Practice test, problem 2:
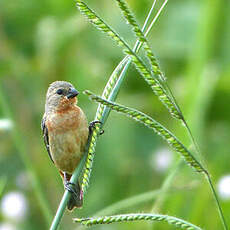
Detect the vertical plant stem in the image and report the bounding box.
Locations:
[141,0,157,32]
[49,155,87,230]
[144,0,168,37]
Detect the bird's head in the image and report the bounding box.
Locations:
[45,81,79,113]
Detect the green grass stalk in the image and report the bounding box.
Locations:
[49,155,87,230]
[206,174,228,230]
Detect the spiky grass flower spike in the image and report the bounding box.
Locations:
[74,213,202,230]
[114,0,184,121]
[76,0,182,120]
[80,59,129,194]
[115,0,163,78]
[84,90,206,174]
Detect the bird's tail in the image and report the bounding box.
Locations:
[59,171,83,211]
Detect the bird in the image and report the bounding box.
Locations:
[41,81,90,211]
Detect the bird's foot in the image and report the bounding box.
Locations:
[63,172,83,210]
[64,182,77,194]
[63,173,81,199]
[89,120,104,135]
[64,181,83,209]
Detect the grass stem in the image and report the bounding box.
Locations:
[205,174,228,230]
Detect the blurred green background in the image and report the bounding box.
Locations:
[0,0,230,229]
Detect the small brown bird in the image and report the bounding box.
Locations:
[41,81,89,211]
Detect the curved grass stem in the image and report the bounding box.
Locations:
[205,174,228,230]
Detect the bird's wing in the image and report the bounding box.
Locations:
[41,115,54,163]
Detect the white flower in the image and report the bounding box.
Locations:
[1,191,28,221]
[217,175,230,200]
[150,148,172,173]
[0,119,13,131]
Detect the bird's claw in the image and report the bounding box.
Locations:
[65,181,83,200]
[64,180,83,209]
[64,182,79,197]
[89,120,104,135]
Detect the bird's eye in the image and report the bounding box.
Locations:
[56,89,63,95]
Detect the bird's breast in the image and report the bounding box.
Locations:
[47,106,81,133]
[46,106,88,173]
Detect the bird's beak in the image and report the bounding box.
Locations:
[66,88,79,99]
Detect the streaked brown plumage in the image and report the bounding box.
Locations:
[42,81,88,210]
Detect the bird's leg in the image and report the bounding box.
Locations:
[63,172,83,209]
[89,120,104,136]
[63,172,81,198]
